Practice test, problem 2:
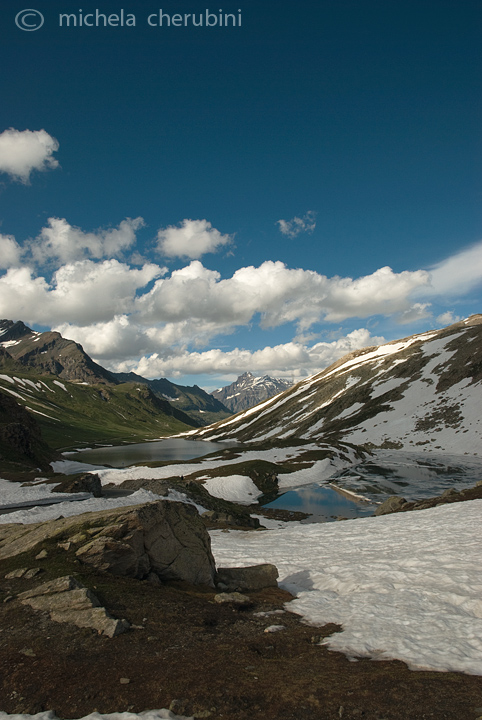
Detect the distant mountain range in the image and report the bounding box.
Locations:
[195,316,482,456]
[211,371,293,413]
[113,372,231,426]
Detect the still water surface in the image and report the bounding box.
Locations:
[66,438,234,468]
[264,485,376,523]
[265,451,482,522]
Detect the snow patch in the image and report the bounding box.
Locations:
[203,475,262,504]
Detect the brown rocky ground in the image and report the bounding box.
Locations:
[1,544,482,720]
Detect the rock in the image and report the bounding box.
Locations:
[213,592,252,606]
[146,571,162,586]
[69,533,89,545]
[374,496,407,516]
[5,568,28,579]
[215,564,279,592]
[75,501,216,585]
[24,568,42,579]
[19,575,129,638]
[54,473,102,497]
[19,648,36,657]
[0,500,216,587]
[20,575,84,596]
[4,566,42,580]
[35,550,48,559]
[263,624,285,633]
[440,487,459,500]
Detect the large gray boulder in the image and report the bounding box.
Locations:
[0,500,216,586]
[215,563,279,592]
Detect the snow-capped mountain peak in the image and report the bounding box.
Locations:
[211,371,293,413]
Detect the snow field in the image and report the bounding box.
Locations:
[211,499,482,675]
[0,483,205,524]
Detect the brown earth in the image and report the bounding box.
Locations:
[1,544,482,720]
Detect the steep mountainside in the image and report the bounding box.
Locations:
[113,372,231,426]
[194,316,482,455]
[0,373,198,451]
[0,321,230,427]
[0,390,58,470]
[211,371,293,413]
[0,320,116,385]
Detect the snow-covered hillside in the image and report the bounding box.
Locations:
[194,316,482,455]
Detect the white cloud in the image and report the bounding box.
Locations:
[276,211,317,238]
[156,219,233,259]
[0,260,163,326]
[30,216,145,265]
[114,328,385,379]
[396,303,432,324]
[423,240,482,297]
[436,311,461,326]
[0,128,59,183]
[1,217,477,382]
[135,260,429,334]
[0,234,22,269]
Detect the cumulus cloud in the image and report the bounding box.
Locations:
[135,260,429,333]
[0,128,59,183]
[436,311,461,326]
[1,215,476,381]
[30,217,145,265]
[156,219,233,259]
[0,253,428,356]
[112,328,385,379]
[276,211,317,238]
[0,260,163,326]
[0,234,22,269]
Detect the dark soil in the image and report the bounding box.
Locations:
[1,555,482,720]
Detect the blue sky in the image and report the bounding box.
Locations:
[0,0,480,389]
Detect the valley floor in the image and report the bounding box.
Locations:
[1,459,482,719]
[1,564,482,720]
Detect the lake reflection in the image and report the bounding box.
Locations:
[264,485,376,523]
[66,438,235,468]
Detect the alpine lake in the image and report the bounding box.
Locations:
[65,442,482,524]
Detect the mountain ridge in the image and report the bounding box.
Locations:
[211,371,293,413]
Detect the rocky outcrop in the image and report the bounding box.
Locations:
[53,473,103,497]
[374,482,482,516]
[18,575,129,637]
[374,496,408,516]
[0,500,217,586]
[0,390,57,470]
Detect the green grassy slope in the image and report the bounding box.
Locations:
[0,372,196,451]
